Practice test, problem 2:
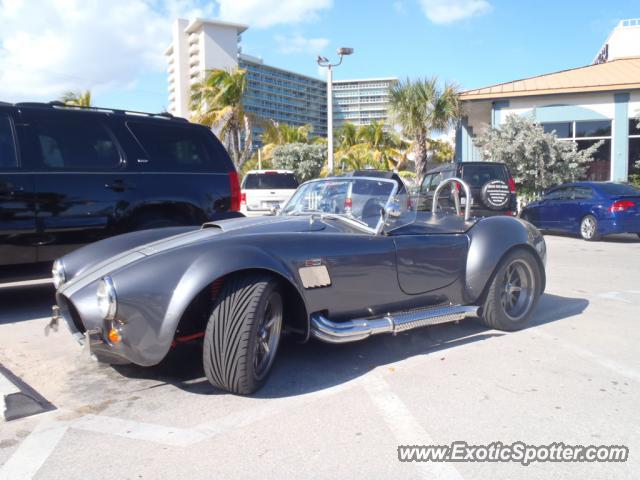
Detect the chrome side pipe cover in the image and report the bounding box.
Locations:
[310,305,479,344]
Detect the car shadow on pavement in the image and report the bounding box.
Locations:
[0,285,55,325]
[112,292,589,398]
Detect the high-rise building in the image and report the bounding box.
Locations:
[165,18,326,140]
[333,78,398,129]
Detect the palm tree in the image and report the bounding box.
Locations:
[389,77,462,182]
[262,121,313,145]
[334,121,409,172]
[336,123,358,149]
[60,90,92,107]
[190,68,252,168]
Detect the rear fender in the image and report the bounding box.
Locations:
[465,216,546,303]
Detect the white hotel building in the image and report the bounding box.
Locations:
[165,18,396,140]
[333,78,398,129]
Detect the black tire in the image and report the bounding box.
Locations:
[579,214,600,241]
[637,233,640,239]
[203,273,283,395]
[479,249,542,331]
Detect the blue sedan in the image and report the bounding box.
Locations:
[521,182,640,241]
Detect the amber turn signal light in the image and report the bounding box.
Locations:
[108,327,122,344]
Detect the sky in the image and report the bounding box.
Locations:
[0,0,637,113]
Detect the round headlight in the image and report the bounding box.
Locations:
[97,277,117,320]
[52,259,66,289]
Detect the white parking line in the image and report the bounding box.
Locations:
[0,417,68,480]
[0,278,51,290]
[363,374,465,480]
[73,414,205,447]
[531,328,640,382]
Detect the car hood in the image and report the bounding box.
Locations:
[58,215,331,296]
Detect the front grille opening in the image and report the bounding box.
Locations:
[60,296,85,333]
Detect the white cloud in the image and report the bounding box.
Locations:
[0,0,213,100]
[275,34,329,55]
[217,0,333,28]
[419,0,491,24]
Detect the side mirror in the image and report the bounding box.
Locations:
[386,201,402,219]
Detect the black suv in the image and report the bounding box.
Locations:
[0,102,241,269]
[417,161,517,217]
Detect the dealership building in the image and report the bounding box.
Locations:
[457,19,640,182]
[165,18,397,142]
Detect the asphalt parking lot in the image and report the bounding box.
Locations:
[0,234,639,480]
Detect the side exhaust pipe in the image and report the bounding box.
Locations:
[311,305,479,344]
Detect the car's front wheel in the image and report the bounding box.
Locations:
[203,273,283,395]
[580,214,600,241]
[480,249,542,331]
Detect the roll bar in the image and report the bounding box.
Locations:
[432,177,472,221]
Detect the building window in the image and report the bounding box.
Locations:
[541,120,612,181]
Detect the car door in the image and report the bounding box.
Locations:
[536,187,568,229]
[563,186,594,233]
[0,110,37,266]
[20,110,130,262]
[547,187,575,232]
[393,234,468,295]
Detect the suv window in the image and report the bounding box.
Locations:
[243,173,299,189]
[128,122,219,172]
[420,170,453,193]
[461,164,507,187]
[32,117,121,170]
[0,114,18,169]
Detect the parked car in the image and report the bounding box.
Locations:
[417,161,517,217]
[0,101,241,271]
[240,170,299,216]
[51,175,546,395]
[520,181,640,241]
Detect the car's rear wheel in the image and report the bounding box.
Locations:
[203,273,283,395]
[479,249,541,331]
[580,214,600,241]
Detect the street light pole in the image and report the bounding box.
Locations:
[326,64,334,174]
[317,47,353,175]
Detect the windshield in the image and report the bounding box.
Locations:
[282,177,409,231]
[243,173,299,190]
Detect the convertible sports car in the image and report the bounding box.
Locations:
[50,176,547,394]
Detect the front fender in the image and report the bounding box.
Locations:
[464,216,546,303]
[111,243,305,366]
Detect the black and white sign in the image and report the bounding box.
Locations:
[481,180,511,210]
